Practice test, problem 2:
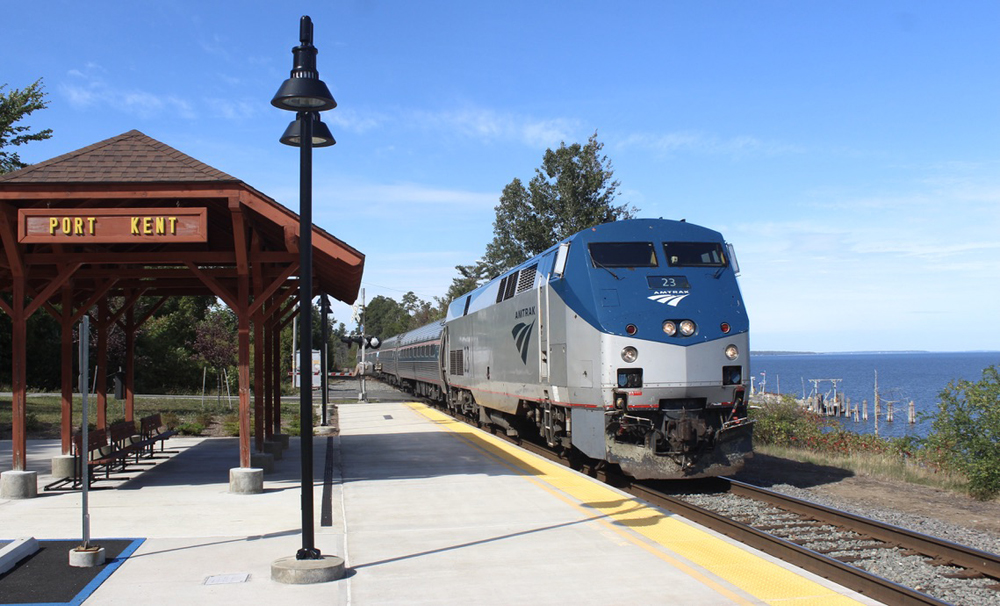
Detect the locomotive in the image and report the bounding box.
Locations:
[367,218,753,480]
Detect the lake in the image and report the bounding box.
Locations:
[749,351,1000,439]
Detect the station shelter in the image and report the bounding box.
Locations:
[0,130,364,495]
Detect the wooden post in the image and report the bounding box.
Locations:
[11,275,27,471]
[253,310,265,453]
[96,297,108,429]
[237,274,252,468]
[272,321,282,435]
[125,297,135,423]
[264,307,273,440]
[60,286,75,454]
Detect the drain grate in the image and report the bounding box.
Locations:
[204,573,251,585]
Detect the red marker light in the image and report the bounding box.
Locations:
[721,322,731,334]
[626,324,638,335]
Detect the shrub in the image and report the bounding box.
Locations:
[924,366,1000,500]
[177,422,204,436]
[749,395,831,447]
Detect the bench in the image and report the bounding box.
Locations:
[139,413,177,455]
[70,428,130,486]
[108,419,152,467]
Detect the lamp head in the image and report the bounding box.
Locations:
[280,112,336,147]
[271,16,337,112]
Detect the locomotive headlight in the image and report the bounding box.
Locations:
[725,344,739,360]
[621,346,638,363]
[679,320,696,336]
[662,321,677,336]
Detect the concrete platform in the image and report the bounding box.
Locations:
[0,392,883,605]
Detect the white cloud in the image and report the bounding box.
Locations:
[415,107,579,147]
[617,131,803,157]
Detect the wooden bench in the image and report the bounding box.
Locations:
[70,428,130,486]
[108,419,151,466]
[139,413,177,455]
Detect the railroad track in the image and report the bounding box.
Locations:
[634,478,1000,606]
[413,396,1000,605]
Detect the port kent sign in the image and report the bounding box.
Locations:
[17,207,208,243]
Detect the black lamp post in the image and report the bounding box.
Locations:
[272,15,336,562]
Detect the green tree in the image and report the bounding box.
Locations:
[924,366,1000,500]
[363,296,409,340]
[482,131,636,274]
[0,79,53,174]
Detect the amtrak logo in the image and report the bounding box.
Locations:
[648,291,690,307]
[511,319,535,364]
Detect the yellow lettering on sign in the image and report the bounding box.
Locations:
[63,218,72,234]
[74,217,84,235]
[169,217,178,234]
[143,217,152,235]
[88,217,96,235]
[155,216,165,235]
[131,217,140,234]
[49,218,59,235]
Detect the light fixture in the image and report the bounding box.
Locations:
[280,112,336,147]
[271,17,337,111]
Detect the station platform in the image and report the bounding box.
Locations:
[0,398,882,605]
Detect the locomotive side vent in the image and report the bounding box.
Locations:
[516,264,538,294]
[449,350,464,376]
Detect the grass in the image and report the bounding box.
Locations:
[0,394,303,439]
[755,443,970,494]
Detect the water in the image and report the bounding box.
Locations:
[749,351,1000,439]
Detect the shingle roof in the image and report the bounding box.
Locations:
[0,130,239,183]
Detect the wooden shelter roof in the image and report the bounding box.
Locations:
[0,130,364,306]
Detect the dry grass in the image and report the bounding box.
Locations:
[755,443,969,494]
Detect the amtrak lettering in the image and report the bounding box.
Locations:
[511,319,535,364]
[514,306,535,319]
[648,290,690,307]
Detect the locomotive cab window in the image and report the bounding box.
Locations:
[588,242,658,268]
[663,242,727,267]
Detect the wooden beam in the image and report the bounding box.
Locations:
[248,262,299,319]
[185,262,237,310]
[0,206,24,279]
[69,280,118,324]
[24,262,82,319]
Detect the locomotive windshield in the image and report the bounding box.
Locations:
[589,242,658,268]
[663,242,727,267]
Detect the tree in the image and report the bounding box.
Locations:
[192,307,238,401]
[924,366,1000,500]
[0,79,53,174]
[482,131,637,273]
[363,296,409,340]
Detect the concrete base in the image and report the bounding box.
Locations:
[51,455,76,479]
[0,537,39,575]
[271,555,345,584]
[69,546,106,568]
[315,425,336,436]
[262,440,283,460]
[250,452,274,474]
[0,470,38,499]
[273,433,290,450]
[228,468,263,495]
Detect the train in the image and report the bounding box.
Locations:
[365,218,753,480]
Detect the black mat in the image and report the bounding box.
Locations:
[0,539,142,605]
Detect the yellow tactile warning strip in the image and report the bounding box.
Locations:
[407,402,866,606]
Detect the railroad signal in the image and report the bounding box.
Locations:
[339,334,380,349]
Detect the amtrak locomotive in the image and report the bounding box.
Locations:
[367,218,753,479]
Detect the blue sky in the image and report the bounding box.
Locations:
[4,1,998,352]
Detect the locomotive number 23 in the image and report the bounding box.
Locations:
[647,276,691,289]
